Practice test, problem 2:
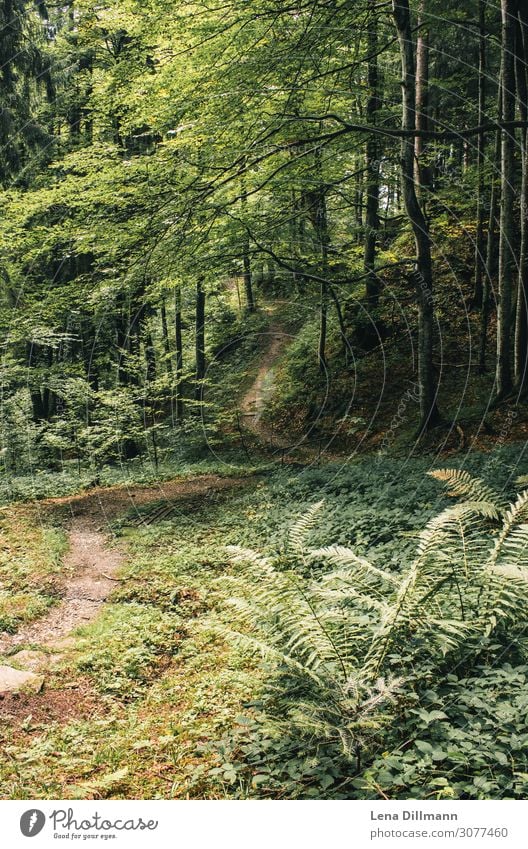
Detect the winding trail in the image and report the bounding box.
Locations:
[240,323,292,448]
[0,475,242,662]
[0,520,123,654]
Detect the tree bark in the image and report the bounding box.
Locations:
[144,324,156,386]
[479,85,502,373]
[317,193,329,372]
[495,0,517,400]
[311,152,331,372]
[195,280,206,406]
[514,4,528,391]
[414,0,432,194]
[160,299,173,377]
[364,0,381,308]
[472,0,487,309]
[174,286,184,419]
[354,154,363,239]
[241,182,255,312]
[392,0,440,431]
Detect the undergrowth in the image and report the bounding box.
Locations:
[1,447,528,799]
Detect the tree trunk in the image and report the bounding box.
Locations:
[317,197,329,372]
[414,0,432,194]
[318,284,328,373]
[479,85,503,373]
[195,280,206,406]
[160,299,173,377]
[144,325,156,386]
[495,0,517,400]
[392,0,440,431]
[241,183,255,312]
[311,152,331,372]
[472,0,487,309]
[174,286,184,420]
[364,0,381,308]
[355,154,363,239]
[514,5,528,392]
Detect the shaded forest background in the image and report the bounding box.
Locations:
[1,0,527,487]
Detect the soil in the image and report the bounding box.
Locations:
[240,325,292,446]
[1,679,106,725]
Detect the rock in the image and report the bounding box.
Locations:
[45,637,77,651]
[0,665,44,695]
[9,650,48,671]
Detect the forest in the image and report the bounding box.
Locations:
[1,0,528,802]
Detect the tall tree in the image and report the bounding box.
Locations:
[514,4,528,392]
[392,0,440,430]
[472,0,487,309]
[495,0,517,400]
[174,286,184,420]
[195,280,206,406]
[364,0,381,308]
[414,0,431,195]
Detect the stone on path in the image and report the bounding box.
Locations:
[9,649,48,671]
[0,665,44,695]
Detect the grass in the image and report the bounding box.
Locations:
[0,507,67,633]
[0,453,267,507]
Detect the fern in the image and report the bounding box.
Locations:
[429,468,501,507]
[225,472,528,762]
[288,500,324,554]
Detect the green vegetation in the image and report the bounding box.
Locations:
[0,508,67,633]
[2,451,528,799]
[0,0,528,806]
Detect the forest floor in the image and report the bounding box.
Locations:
[237,308,344,463]
[0,476,242,658]
[1,445,524,799]
[0,519,123,654]
[0,470,264,798]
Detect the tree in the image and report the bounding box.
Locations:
[392,0,440,430]
[495,0,517,400]
[514,2,528,393]
[364,0,381,308]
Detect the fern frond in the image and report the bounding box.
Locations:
[226,545,275,575]
[226,472,528,762]
[494,523,528,570]
[311,545,398,585]
[416,501,498,565]
[429,468,501,508]
[288,500,324,553]
[489,490,528,571]
[226,628,327,686]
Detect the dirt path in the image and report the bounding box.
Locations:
[0,475,242,658]
[240,324,292,448]
[0,519,123,654]
[238,320,349,464]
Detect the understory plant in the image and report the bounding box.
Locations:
[219,470,528,796]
